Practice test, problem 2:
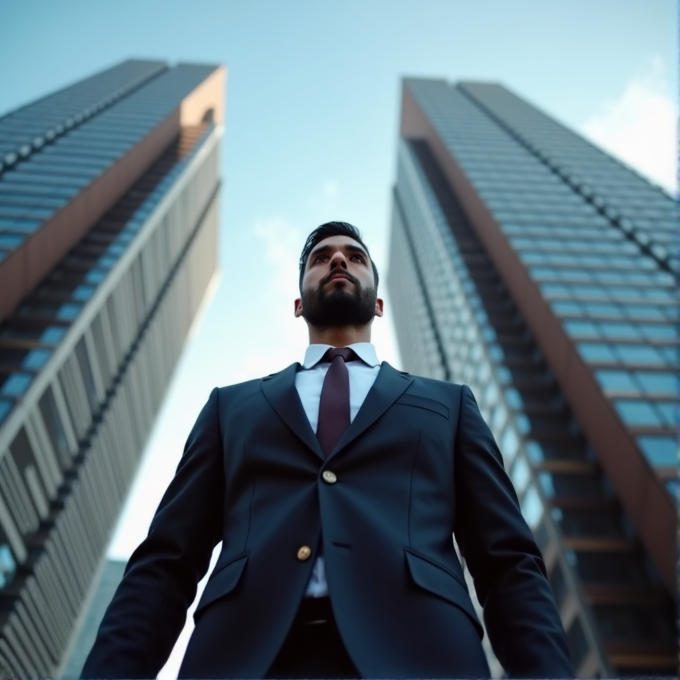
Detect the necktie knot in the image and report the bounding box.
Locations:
[322,347,358,364]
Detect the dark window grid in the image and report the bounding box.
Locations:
[509,226,623,240]
[0,183,79,198]
[50,137,133,154]
[478,187,578,200]
[0,323,67,349]
[607,288,674,303]
[526,253,665,272]
[512,239,630,254]
[16,300,83,323]
[578,342,670,368]
[3,206,53,221]
[98,112,160,125]
[494,210,604,224]
[0,206,36,219]
[499,215,610,227]
[473,180,566,192]
[613,399,676,428]
[28,154,110,170]
[579,321,679,344]
[54,137,135,156]
[1,171,93,187]
[538,471,609,500]
[0,370,34,397]
[485,198,594,212]
[651,231,679,244]
[0,233,27,249]
[593,604,676,642]
[66,127,146,144]
[637,435,677,468]
[32,281,96,303]
[0,195,66,208]
[80,116,153,132]
[0,218,44,234]
[0,347,52,372]
[19,158,108,175]
[623,305,675,322]
[565,550,652,586]
[40,140,122,157]
[552,507,631,539]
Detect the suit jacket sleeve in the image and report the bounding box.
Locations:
[453,385,573,678]
[81,387,224,679]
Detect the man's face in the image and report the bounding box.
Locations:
[294,235,383,328]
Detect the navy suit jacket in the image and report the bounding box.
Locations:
[82,362,573,678]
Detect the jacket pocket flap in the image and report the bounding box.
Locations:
[405,549,482,636]
[396,394,449,419]
[194,553,248,619]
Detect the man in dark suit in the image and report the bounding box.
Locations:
[82,221,573,679]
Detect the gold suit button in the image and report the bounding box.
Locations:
[322,470,337,484]
[297,545,312,561]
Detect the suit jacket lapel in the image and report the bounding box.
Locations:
[329,362,413,459]
[260,363,325,460]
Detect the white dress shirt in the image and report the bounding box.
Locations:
[295,342,381,597]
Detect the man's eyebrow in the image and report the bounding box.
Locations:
[309,243,369,259]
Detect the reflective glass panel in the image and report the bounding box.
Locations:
[636,435,677,467]
[595,369,638,394]
[615,345,664,366]
[614,400,662,427]
[577,343,617,363]
[520,485,543,528]
[634,372,677,396]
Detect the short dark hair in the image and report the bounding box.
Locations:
[298,221,379,292]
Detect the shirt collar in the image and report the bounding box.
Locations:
[302,342,380,369]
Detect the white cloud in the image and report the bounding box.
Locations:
[581,55,677,194]
[305,179,341,216]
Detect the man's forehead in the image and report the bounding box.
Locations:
[309,235,368,256]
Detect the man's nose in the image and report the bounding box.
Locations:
[329,252,348,269]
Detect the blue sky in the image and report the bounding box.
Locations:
[1,1,676,675]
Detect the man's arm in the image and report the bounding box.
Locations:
[453,384,573,678]
[81,388,224,679]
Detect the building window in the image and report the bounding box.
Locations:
[0,545,16,589]
[510,457,530,494]
[520,485,543,528]
[614,400,663,427]
[577,343,617,364]
[636,435,677,467]
[634,371,677,397]
[595,369,638,395]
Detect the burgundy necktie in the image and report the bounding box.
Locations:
[317,348,358,456]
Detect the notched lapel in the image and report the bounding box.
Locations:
[329,362,413,458]
[260,363,325,460]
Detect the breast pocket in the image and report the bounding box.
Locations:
[194,553,249,620]
[395,394,449,419]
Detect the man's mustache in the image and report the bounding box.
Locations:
[322,270,360,287]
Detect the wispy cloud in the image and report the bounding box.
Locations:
[305,179,341,217]
[581,55,676,194]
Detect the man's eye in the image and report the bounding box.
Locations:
[351,255,364,262]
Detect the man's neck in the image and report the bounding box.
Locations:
[307,325,372,347]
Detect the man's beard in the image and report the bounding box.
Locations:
[301,276,377,329]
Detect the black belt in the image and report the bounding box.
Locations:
[298,596,333,625]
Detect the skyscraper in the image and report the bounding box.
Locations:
[0,59,224,676]
[388,78,676,677]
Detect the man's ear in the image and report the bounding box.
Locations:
[294,297,303,318]
[375,297,384,318]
